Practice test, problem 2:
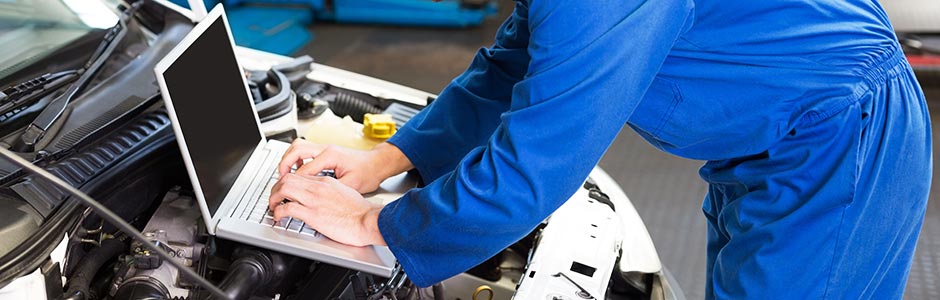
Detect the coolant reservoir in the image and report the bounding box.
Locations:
[300,110,393,150]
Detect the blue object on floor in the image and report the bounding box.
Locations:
[223,0,324,10]
[319,0,497,28]
[163,1,313,55]
[165,0,221,10]
[225,6,313,55]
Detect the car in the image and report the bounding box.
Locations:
[0,1,684,299]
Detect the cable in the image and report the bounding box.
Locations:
[0,147,231,300]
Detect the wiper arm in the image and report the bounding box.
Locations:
[18,3,140,151]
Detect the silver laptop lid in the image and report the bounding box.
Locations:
[154,4,266,232]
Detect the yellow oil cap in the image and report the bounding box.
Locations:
[362,113,397,139]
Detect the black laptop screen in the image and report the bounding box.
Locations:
[163,15,262,218]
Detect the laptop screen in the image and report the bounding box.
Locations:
[162,14,262,218]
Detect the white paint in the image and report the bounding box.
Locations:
[0,268,47,300]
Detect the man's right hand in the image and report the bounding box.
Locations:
[276,140,413,194]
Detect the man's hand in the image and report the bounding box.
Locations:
[268,173,386,247]
[277,140,413,194]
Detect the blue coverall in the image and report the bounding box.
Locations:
[378,0,933,298]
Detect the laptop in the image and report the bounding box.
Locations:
[154,4,397,277]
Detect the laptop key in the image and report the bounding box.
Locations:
[260,217,275,226]
[300,225,318,237]
[287,219,303,232]
[274,217,290,229]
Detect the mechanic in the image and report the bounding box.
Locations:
[268,0,932,298]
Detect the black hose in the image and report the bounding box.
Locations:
[215,259,267,300]
[60,238,126,300]
[329,91,383,123]
[211,249,285,300]
[113,277,170,300]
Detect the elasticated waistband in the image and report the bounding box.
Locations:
[853,44,910,100]
[800,44,910,125]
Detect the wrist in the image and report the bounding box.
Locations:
[360,204,387,246]
[370,142,413,180]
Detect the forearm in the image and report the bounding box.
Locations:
[369,142,414,181]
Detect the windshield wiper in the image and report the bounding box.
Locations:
[0,71,79,120]
[17,3,141,152]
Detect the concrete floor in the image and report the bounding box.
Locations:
[298,7,940,300]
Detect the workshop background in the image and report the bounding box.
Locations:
[209,0,937,298]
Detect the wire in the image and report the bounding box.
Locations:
[0,147,232,300]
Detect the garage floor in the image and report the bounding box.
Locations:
[297,7,940,300]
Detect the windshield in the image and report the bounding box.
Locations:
[0,0,118,80]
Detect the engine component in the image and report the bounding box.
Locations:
[216,253,271,300]
[60,238,126,300]
[329,91,384,123]
[381,102,421,129]
[112,187,204,299]
[465,252,503,282]
[0,146,226,299]
[247,69,295,123]
[272,55,314,87]
[214,248,298,300]
[113,277,170,300]
[294,81,385,123]
[361,114,397,139]
[295,82,330,119]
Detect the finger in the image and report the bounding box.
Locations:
[279,141,300,172]
[296,154,341,178]
[303,174,360,194]
[268,176,288,210]
[309,174,338,183]
[278,141,327,176]
[268,173,302,210]
[278,146,307,176]
[295,156,338,177]
[273,201,306,222]
[271,174,325,208]
[294,170,371,193]
[300,170,362,192]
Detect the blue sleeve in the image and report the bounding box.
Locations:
[386,2,531,182]
[379,0,694,287]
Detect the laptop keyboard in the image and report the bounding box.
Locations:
[235,151,319,237]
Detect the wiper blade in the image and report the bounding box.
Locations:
[0,71,79,119]
[18,3,141,151]
[1,71,78,101]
